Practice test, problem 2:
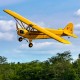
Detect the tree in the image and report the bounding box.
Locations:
[73,57,80,79]
[0,56,7,64]
[0,51,80,80]
[48,51,73,64]
[78,54,80,59]
[47,51,78,80]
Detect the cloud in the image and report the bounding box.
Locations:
[0,20,16,41]
[36,22,47,27]
[20,42,55,49]
[19,41,72,51]
[0,32,14,41]
[33,42,55,48]
[15,41,80,61]
[74,23,80,29]
[0,20,15,31]
[19,40,80,52]
[74,23,80,34]
[13,49,22,53]
[75,9,80,16]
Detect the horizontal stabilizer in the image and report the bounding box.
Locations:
[64,31,78,38]
[64,23,78,38]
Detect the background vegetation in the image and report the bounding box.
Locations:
[0,51,80,80]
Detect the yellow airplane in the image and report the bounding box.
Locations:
[4,9,78,48]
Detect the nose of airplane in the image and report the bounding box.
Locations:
[20,30,24,34]
[17,28,28,36]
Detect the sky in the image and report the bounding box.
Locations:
[0,0,80,63]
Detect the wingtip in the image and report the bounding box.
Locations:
[65,41,71,44]
[63,40,71,44]
[67,42,71,44]
[3,9,8,13]
[3,9,7,12]
[74,35,78,38]
[3,9,11,13]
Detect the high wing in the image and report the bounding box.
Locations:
[4,9,70,44]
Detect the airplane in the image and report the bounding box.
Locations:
[3,9,78,48]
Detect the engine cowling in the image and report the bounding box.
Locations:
[17,28,28,37]
[20,30,24,34]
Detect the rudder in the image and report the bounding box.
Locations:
[64,23,73,34]
[63,23,78,38]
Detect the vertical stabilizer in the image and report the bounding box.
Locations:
[64,23,73,34]
[64,23,78,38]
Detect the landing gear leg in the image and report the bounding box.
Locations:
[28,39,33,48]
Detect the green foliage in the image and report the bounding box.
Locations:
[0,51,80,80]
[73,59,80,80]
[48,51,72,64]
[0,56,7,64]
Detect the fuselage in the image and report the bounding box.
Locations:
[17,28,65,40]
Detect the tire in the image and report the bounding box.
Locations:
[29,43,33,48]
[18,37,23,42]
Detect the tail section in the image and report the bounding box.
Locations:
[63,23,78,38]
[64,23,73,34]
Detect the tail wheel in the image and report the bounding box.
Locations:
[68,37,70,38]
[29,43,33,48]
[18,37,23,42]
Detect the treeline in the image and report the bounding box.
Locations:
[0,51,80,80]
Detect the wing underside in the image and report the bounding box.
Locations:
[4,9,70,44]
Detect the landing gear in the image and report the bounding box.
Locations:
[18,37,23,42]
[28,39,33,48]
[29,43,33,48]
[68,37,70,39]
[18,38,33,48]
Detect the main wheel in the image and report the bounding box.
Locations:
[29,43,33,48]
[18,37,23,42]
